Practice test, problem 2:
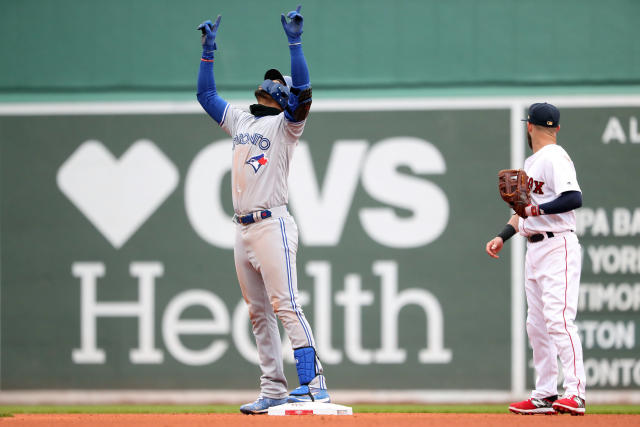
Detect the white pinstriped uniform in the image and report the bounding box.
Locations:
[518,144,586,399]
[220,105,324,399]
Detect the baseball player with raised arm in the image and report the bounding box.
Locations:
[486,103,586,415]
[196,5,329,415]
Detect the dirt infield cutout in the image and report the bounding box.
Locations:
[2,413,639,426]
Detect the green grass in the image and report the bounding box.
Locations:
[0,405,234,416]
[0,404,638,417]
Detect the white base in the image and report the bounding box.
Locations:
[268,402,353,416]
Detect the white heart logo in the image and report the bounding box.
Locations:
[57,140,179,249]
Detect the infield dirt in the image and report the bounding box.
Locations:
[1,413,639,426]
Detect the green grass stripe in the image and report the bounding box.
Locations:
[0,404,639,416]
[0,405,236,416]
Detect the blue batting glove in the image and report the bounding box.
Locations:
[281,5,303,44]
[197,15,221,53]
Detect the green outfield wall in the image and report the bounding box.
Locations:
[1,0,640,94]
[1,0,639,402]
[1,97,639,397]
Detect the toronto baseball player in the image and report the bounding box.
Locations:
[196,6,329,415]
[486,103,586,415]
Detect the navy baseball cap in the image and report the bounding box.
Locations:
[522,102,560,127]
[264,69,286,85]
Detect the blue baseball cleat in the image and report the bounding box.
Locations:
[288,375,330,403]
[239,396,288,414]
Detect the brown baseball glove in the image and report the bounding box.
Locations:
[498,169,531,218]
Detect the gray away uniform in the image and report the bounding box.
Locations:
[220,104,325,398]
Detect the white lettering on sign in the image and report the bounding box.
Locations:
[584,358,640,387]
[602,116,640,144]
[612,208,640,236]
[359,137,449,248]
[335,273,375,364]
[162,290,230,366]
[577,320,635,349]
[373,261,452,364]
[71,260,451,366]
[576,207,640,237]
[71,262,164,364]
[579,283,640,312]
[184,140,235,249]
[586,245,640,274]
[184,138,449,249]
[60,137,449,250]
[289,141,368,246]
[575,207,610,237]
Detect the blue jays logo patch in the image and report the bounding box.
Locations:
[246,153,268,173]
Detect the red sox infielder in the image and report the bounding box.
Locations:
[486,103,586,415]
[196,6,329,415]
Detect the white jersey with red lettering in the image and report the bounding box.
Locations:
[518,144,581,236]
[517,142,586,401]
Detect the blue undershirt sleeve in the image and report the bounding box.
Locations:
[284,44,311,123]
[196,51,229,125]
[289,44,309,88]
[539,191,583,214]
